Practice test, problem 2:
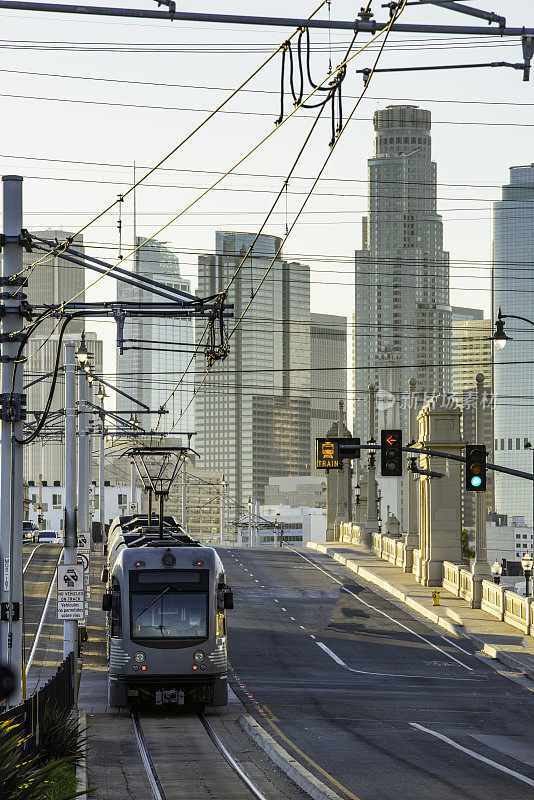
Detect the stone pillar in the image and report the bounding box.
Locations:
[415,395,464,586]
[326,401,353,541]
[472,372,491,606]
[364,384,379,547]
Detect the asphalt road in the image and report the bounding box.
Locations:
[220,546,534,800]
[22,542,62,662]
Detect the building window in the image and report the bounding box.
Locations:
[508,439,513,450]
[516,438,521,450]
[52,493,62,509]
[118,493,127,506]
[94,495,99,510]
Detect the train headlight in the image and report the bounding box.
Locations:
[193,650,205,662]
[162,552,176,568]
[134,651,146,663]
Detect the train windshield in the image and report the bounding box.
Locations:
[131,590,207,639]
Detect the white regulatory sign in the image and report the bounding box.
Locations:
[57,599,85,620]
[3,557,9,591]
[77,532,89,550]
[57,564,83,591]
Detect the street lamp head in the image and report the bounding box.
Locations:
[96,383,107,402]
[75,333,90,365]
[521,552,533,574]
[355,483,361,497]
[87,373,94,385]
[491,315,512,351]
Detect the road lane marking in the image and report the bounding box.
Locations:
[274,599,279,602]
[281,607,287,612]
[255,579,259,583]
[262,716,362,800]
[290,617,296,621]
[23,543,45,573]
[316,642,476,681]
[409,723,534,788]
[26,548,64,673]
[261,585,265,588]
[439,635,473,657]
[299,625,306,629]
[292,550,473,672]
[310,634,316,639]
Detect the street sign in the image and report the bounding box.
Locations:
[57,598,85,620]
[316,438,340,470]
[3,557,9,592]
[77,532,89,549]
[77,551,90,587]
[57,565,85,620]
[316,437,361,470]
[57,564,83,591]
[380,430,403,476]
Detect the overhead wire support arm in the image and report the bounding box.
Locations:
[0,3,530,38]
[411,1,506,28]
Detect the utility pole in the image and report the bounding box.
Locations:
[98,398,106,543]
[220,476,226,546]
[472,372,491,606]
[408,377,418,540]
[255,499,260,547]
[130,458,137,513]
[63,341,78,667]
[248,498,253,547]
[77,363,88,542]
[87,380,94,548]
[0,175,25,706]
[38,473,44,530]
[364,383,379,547]
[181,458,187,532]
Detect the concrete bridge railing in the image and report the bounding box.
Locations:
[481,580,506,622]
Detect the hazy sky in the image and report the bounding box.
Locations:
[0,0,532,393]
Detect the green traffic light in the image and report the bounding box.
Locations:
[470,476,482,488]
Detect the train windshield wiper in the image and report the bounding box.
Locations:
[135,586,171,619]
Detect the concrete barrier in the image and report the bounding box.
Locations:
[503,590,532,635]
[442,561,462,597]
[458,568,473,603]
[481,580,506,622]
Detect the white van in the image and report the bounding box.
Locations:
[37,530,61,544]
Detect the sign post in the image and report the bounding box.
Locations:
[57,565,85,621]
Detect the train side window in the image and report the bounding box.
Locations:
[111,577,122,637]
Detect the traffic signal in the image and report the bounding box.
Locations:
[380,430,402,476]
[339,437,361,461]
[465,444,486,491]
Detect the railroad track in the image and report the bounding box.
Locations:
[23,545,64,677]
[132,711,269,800]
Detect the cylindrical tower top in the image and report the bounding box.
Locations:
[373,105,431,133]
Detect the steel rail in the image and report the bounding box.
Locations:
[22,541,44,573]
[25,547,64,673]
[131,713,167,800]
[199,712,269,800]
[0,2,530,36]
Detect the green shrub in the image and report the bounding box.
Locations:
[0,720,85,800]
[40,704,85,767]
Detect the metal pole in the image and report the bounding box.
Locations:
[158,494,164,539]
[220,478,225,546]
[87,381,94,549]
[256,499,260,547]
[364,384,378,545]
[0,175,24,706]
[181,459,187,532]
[472,373,491,605]
[99,405,105,543]
[408,378,418,537]
[0,4,531,38]
[248,498,252,548]
[147,488,152,525]
[63,341,78,666]
[130,459,137,513]
[77,368,88,541]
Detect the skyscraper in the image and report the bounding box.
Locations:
[493,165,534,526]
[353,105,451,527]
[310,313,347,467]
[196,231,310,508]
[451,314,494,526]
[116,238,194,435]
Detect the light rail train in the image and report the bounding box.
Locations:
[102,515,233,709]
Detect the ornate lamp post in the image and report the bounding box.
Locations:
[521,552,533,597]
[491,560,502,585]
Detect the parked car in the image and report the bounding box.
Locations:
[36,530,61,544]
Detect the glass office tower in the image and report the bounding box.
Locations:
[493,165,534,526]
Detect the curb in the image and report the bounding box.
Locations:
[239,713,344,800]
[76,708,88,797]
[307,542,534,682]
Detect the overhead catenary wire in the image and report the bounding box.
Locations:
[161,0,409,440]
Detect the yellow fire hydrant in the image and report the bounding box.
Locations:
[432,589,440,606]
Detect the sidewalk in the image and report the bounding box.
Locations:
[306,541,534,682]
